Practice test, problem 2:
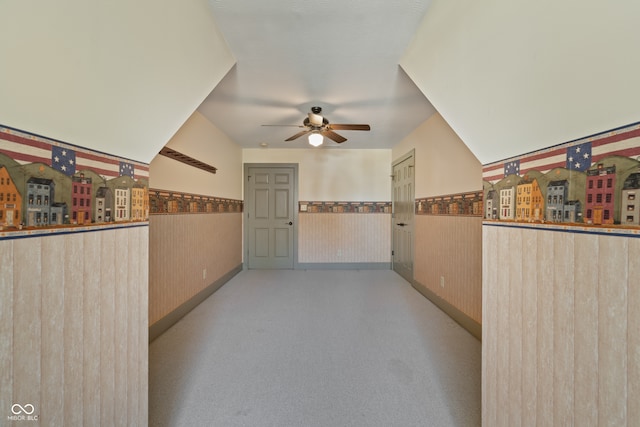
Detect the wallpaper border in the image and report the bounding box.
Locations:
[0,123,150,240]
[149,188,243,215]
[482,121,640,229]
[415,191,483,216]
[299,201,391,213]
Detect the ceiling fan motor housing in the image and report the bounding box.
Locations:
[304,116,328,128]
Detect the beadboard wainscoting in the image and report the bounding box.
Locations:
[298,213,391,267]
[148,213,242,335]
[0,226,149,426]
[414,215,483,330]
[483,225,640,426]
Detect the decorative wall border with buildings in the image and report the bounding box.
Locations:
[149,189,243,215]
[415,192,484,216]
[482,121,640,232]
[299,201,391,213]
[0,124,149,240]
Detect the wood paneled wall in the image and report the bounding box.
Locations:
[298,213,391,263]
[483,225,640,426]
[414,215,483,323]
[149,213,242,326]
[0,226,148,425]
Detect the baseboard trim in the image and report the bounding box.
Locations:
[411,279,482,341]
[297,262,391,270]
[149,263,243,342]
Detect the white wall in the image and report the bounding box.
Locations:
[243,149,392,201]
[0,0,235,163]
[393,113,481,197]
[150,112,242,199]
[401,0,640,164]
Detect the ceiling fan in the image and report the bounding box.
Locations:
[263,106,370,146]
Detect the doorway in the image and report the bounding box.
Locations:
[244,164,298,269]
[392,151,415,283]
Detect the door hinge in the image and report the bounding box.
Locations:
[392,250,394,256]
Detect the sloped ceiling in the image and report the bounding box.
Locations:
[0,0,235,164]
[198,0,437,150]
[4,1,635,165]
[401,0,640,164]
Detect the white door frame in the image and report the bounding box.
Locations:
[243,163,299,270]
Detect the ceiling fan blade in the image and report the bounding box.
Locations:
[321,130,347,144]
[261,124,304,127]
[285,129,312,141]
[328,124,371,131]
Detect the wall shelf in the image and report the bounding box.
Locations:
[159,147,217,174]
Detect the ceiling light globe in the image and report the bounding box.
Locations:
[308,133,323,147]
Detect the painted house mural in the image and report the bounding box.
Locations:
[26,177,54,227]
[485,189,498,219]
[515,179,543,221]
[71,174,92,225]
[546,180,568,222]
[0,165,22,227]
[0,124,149,235]
[585,164,616,225]
[499,186,515,220]
[95,187,113,223]
[622,172,640,225]
[131,183,149,220]
[483,122,640,229]
[114,187,131,222]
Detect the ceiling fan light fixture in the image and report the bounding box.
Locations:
[308,133,323,147]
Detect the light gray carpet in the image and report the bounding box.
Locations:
[149,270,480,426]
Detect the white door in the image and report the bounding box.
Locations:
[246,165,297,269]
[392,153,414,283]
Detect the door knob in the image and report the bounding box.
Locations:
[287,221,293,225]
[397,222,407,227]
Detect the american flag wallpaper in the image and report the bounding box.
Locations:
[0,126,148,180]
[51,145,77,175]
[482,122,640,228]
[0,124,149,236]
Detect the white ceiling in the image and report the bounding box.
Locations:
[198,0,436,150]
